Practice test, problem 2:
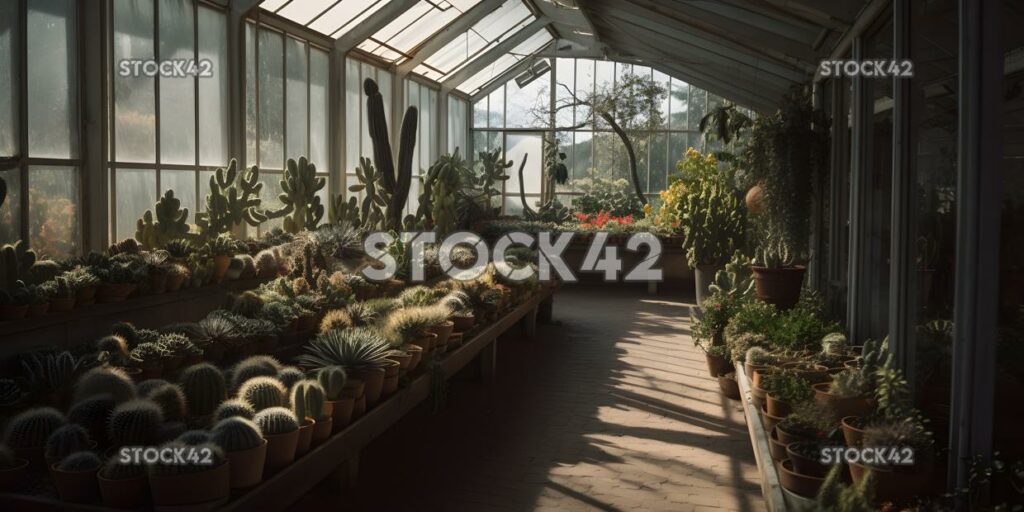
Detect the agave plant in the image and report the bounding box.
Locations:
[296,328,390,370]
[19,351,87,396]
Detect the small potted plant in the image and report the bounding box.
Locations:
[225,256,245,281]
[381,306,442,359]
[813,369,874,420]
[2,407,67,471]
[129,342,167,380]
[0,444,29,492]
[165,262,189,292]
[206,235,243,284]
[52,451,102,503]
[848,418,933,503]
[44,424,94,470]
[717,370,740,400]
[750,235,806,310]
[253,407,299,477]
[775,401,836,445]
[317,366,351,434]
[0,283,30,320]
[66,266,101,306]
[42,276,76,312]
[95,263,138,303]
[290,380,325,456]
[147,441,230,507]
[98,452,149,508]
[702,343,732,378]
[210,417,267,489]
[298,328,391,407]
[144,251,170,294]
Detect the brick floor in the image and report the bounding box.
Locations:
[291,285,765,512]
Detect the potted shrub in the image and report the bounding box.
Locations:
[775,401,836,445]
[144,251,170,294]
[317,366,349,434]
[703,343,732,378]
[52,451,102,503]
[763,370,813,417]
[298,328,391,407]
[291,380,326,455]
[0,444,29,492]
[0,283,30,320]
[253,407,299,477]
[147,441,229,507]
[2,406,67,471]
[210,417,267,489]
[848,418,933,503]
[129,342,166,381]
[750,236,805,311]
[813,369,874,420]
[98,453,149,508]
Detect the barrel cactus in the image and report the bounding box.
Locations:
[291,380,325,421]
[148,441,225,476]
[177,430,212,446]
[238,377,285,411]
[253,407,299,435]
[230,356,282,391]
[211,417,263,452]
[316,366,347,401]
[135,378,171,397]
[276,367,305,391]
[45,424,92,461]
[3,407,66,448]
[108,399,163,447]
[145,383,187,422]
[213,398,256,423]
[100,453,145,480]
[68,395,116,446]
[74,367,137,405]
[57,451,102,472]
[179,363,226,418]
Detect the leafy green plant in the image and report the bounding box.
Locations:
[762,369,813,404]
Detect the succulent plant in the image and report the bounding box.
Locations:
[238,377,285,411]
[861,418,932,461]
[179,363,226,417]
[277,157,326,233]
[129,342,168,368]
[211,417,263,452]
[276,367,305,391]
[67,395,116,446]
[297,328,391,370]
[291,380,326,421]
[136,378,171,397]
[0,379,25,407]
[100,453,145,480]
[145,383,188,422]
[726,332,768,364]
[108,399,163,447]
[19,350,86,396]
[253,407,299,435]
[213,398,256,423]
[95,335,132,367]
[195,159,276,238]
[231,290,265,317]
[744,347,777,367]
[821,332,848,355]
[380,306,448,347]
[255,250,278,277]
[230,355,283,391]
[177,429,212,446]
[165,239,196,259]
[398,286,443,307]
[828,369,869,398]
[74,366,138,405]
[316,366,347,401]
[3,407,67,448]
[319,309,352,333]
[57,451,102,472]
[111,321,160,347]
[45,424,92,460]
[158,333,201,358]
[148,441,225,476]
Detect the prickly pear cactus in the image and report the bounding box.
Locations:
[364,78,417,231]
[349,157,388,230]
[279,157,326,234]
[196,159,278,239]
[136,190,191,249]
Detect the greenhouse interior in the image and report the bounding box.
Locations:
[0,0,1021,510]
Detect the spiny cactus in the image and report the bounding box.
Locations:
[365,78,416,231]
[4,407,67,448]
[136,378,171,397]
[179,363,226,417]
[213,398,256,423]
[95,335,131,367]
[381,306,448,347]
[816,465,875,511]
[350,157,388,230]
[57,451,102,472]
[0,379,25,407]
[253,407,298,435]
[148,441,224,476]
[177,430,212,446]
[108,399,163,447]
[74,367,138,405]
[329,194,361,227]
[145,383,187,422]
[68,395,116,446]
[424,151,466,237]
[195,159,280,239]
[278,157,325,234]
[230,356,282,391]
[45,424,92,460]
[276,367,305,391]
[752,234,795,269]
[255,250,278,277]
[291,380,325,421]
[100,453,145,480]
[211,417,263,452]
[316,366,346,401]
[135,189,191,249]
[319,309,353,333]
[238,376,285,411]
[0,240,36,290]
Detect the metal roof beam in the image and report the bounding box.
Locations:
[717,0,846,32]
[441,16,550,89]
[653,62,777,113]
[230,0,261,14]
[334,0,420,53]
[397,0,505,75]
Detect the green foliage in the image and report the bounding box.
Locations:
[317,366,347,401]
[179,363,226,417]
[254,407,299,435]
[279,157,326,234]
[211,417,263,452]
[158,333,200,358]
[777,400,836,439]
[57,451,102,472]
[74,366,137,404]
[213,398,256,423]
[699,103,752,147]
[136,190,191,249]
[238,376,286,412]
[571,170,643,218]
[762,369,813,404]
[727,332,768,363]
[398,285,443,307]
[680,175,746,268]
[297,328,391,370]
[107,399,163,447]
[724,300,778,343]
[349,157,388,230]
[816,465,875,511]
[195,159,276,238]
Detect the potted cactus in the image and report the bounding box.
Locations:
[211,417,267,489]
[41,276,76,312]
[750,235,806,310]
[44,424,94,469]
[166,262,189,292]
[317,366,352,433]
[0,444,29,492]
[129,342,166,380]
[206,235,243,284]
[52,451,102,503]
[107,399,163,448]
[69,396,116,448]
[98,452,149,509]
[381,306,443,359]
[179,363,227,419]
[95,261,139,303]
[0,282,30,320]
[65,266,100,306]
[147,441,230,507]
[297,328,390,407]
[238,376,286,412]
[290,380,324,455]
[679,177,746,307]
[2,406,67,471]
[74,366,138,404]
[253,407,299,477]
[213,398,257,423]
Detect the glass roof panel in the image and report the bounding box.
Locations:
[420,0,534,80]
[258,0,393,39]
[276,0,340,25]
[455,29,552,95]
[357,0,481,64]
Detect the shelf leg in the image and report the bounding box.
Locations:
[480,340,496,385]
[538,295,554,324]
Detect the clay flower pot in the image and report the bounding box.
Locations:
[76,285,97,306]
[353,395,367,419]
[745,362,768,379]
[451,313,475,333]
[165,273,186,292]
[212,255,232,283]
[13,446,46,472]
[786,441,830,477]
[705,352,731,377]
[403,344,423,372]
[751,265,807,311]
[760,404,785,434]
[380,360,400,398]
[776,423,816,446]
[427,321,454,354]
[840,416,866,447]
[311,416,332,447]
[263,430,299,477]
[718,374,740,400]
[409,332,437,359]
[386,350,413,373]
[812,383,874,419]
[149,460,230,507]
[98,473,149,509]
[0,458,29,492]
[52,463,101,503]
[776,459,825,498]
[97,283,136,303]
[750,380,768,411]
[848,460,932,504]
[49,297,75,313]
[348,367,385,407]
[148,273,168,294]
[295,418,315,458]
[768,429,789,462]
[27,302,50,317]
[327,397,354,433]
[448,332,465,348]
[0,304,28,321]
[766,394,794,417]
[225,439,266,489]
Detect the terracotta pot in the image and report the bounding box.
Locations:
[776,423,816,445]
[782,362,830,384]
[403,344,423,372]
[98,473,149,509]
[149,273,168,294]
[448,332,465,348]
[49,297,75,313]
[750,380,768,411]
[27,302,50,317]
[745,362,768,379]
[760,404,785,433]
[787,442,830,477]
[52,463,101,503]
[427,321,454,354]
[353,395,367,419]
[97,283,136,303]
[381,360,401,397]
[165,273,186,292]
[225,439,266,489]
[212,255,232,284]
[777,459,825,498]
[841,416,866,446]
[14,446,45,472]
[768,429,789,462]
[705,353,731,377]
[76,285,97,306]
[451,314,475,333]
[263,430,299,477]
[348,367,385,407]
[311,416,333,446]
[766,394,794,417]
[718,375,740,400]
[328,398,355,432]
[751,265,807,311]
[812,383,874,419]
[752,368,768,391]
[0,304,28,321]
[295,418,314,458]
[409,333,437,358]
[149,460,230,507]
[843,359,861,370]
[386,350,413,373]
[848,460,932,503]
[0,458,29,492]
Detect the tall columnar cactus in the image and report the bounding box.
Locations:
[681,181,746,269]
[179,363,227,418]
[211,417,263,452]
[425,150,465,237]
[195,159,278,238]
[238,376,285,411]
[107,399,163,447]
[317,366,346,401]
[291,380,325,421]
[3,407,67,448]
[279,157,325,233]
[254,407,299,435]
[364,78,417,231]
[136,190,191,249]
[0,240,36,290]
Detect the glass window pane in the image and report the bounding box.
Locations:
[555,58,574,128]
[0,169,21,246]
[448,96,467,155]
[245,22,257,165]
[506,69,548,129]
[259,173,284,231]
[650,133,667,192]
[654,70,670,129]
[421,0,533,78]
[258,28,284,169]
[310,48,328,168]
[27,0,77,159]
[0,0,18,157]
[114,168,156,242]
[575,59,593,128]
[345,57,360,173]
[487,88,503,129]
[114,0,156,163]
[29,166,79,258]
[285,37,307,161]
[572,131,592,180]
[198,6,228,166]
[687,87,706,131]
[670,79,688,130]
[160,170,197,224]
[159,0,196,165]
[359,0,481,63]
[378,67,392,127]
[307,0,391,39]
[453,30,551,95]
[276,0,341,25]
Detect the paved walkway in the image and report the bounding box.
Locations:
[293,286,764,512]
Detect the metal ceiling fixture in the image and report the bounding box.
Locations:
[514,59,551,87]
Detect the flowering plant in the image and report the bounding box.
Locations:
[574,211,635,230]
